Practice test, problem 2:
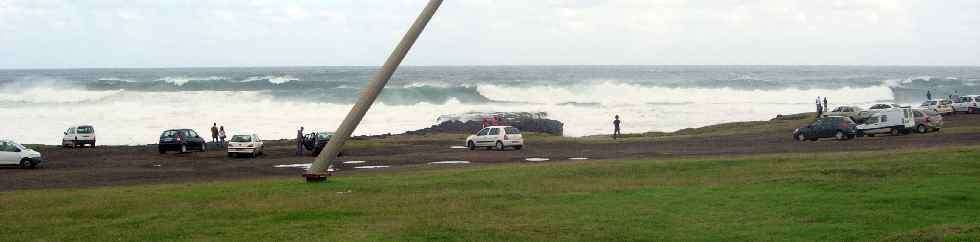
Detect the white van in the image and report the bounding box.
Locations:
[63,125,96,148]
[0,140,44,169]
[856,107,915,136]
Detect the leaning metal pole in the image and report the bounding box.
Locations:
[305,0,444,181]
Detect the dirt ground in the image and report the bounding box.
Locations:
[4,114,980,191]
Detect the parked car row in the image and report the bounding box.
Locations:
[798,105,944,141]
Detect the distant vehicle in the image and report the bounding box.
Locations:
[953,95,980,113]
[912,109,943,133]
[62,125,96,148]
[0,140,44,169]
[158,129,207,154]
[466,126,525,150]
[868,103,901,110]
[857,107,915,137]
[303,132,343,157]
[227,134,264,158]
[793,116,858,141]
[823,106,870,122]
[920,99,954,114]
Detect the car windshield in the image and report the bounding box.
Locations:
[230,135,252,142]
[11,142,26,150]
[77,126,94,134]
[317,132,334,139]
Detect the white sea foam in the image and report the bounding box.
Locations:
[158,76,226,86]
[0,81,906,145]
[242,76,297,84]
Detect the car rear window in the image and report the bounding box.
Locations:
[924,110,940,116]
[504,127,521,134]
[160,130,176,138]
[77,126,94,134]
[230,135,251,142]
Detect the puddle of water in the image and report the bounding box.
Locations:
[343,161,367,164]
[354,166,390,169]
[273,163,335,172]
[449,146,468,149]
[525,158,550,162]
[568,157,590,160]
[429,161,471,164]
[274,163,311,169]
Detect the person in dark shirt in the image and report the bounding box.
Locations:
[613,115,622,140]
[296,126,305,156]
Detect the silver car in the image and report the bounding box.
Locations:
[824,106,870,123]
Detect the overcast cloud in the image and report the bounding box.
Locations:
[0,0,977,68]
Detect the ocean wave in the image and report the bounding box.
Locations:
[242,75,297,84]
[476,81,896,106]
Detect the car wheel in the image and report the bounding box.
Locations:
[796,133,806,142]
[916,125,927,133]
[468,141,475,150]
[515,145,523,150]
[495,141,504,151]
[890,128,900,136]
[19,159,31,169]
[835,131,845,141]
[227,152,233,158]
[159,147,166,154]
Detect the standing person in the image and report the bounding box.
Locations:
[218,126,227,148]
[296,127,305,156]
[613,115,622,140]
[927,90,932,100]
[210,123,219,145]
[823,97,828,112]
[491,116,499,126]
[482,118,489,128]
[816,97,823,117]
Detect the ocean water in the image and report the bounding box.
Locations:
[2,66,979,145]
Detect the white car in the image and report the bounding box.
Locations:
[920,99,954,114]
[466,126,524,151]
[953,95,980,113]
[227,134,264,157]
[0,140,44,169]
[62,125,96,148]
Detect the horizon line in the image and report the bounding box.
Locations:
[3,64,980,71]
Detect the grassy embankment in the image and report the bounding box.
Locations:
[2,145,979,241]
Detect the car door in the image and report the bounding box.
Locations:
[188,131,202,147]
[63,127,75,143]
[475,128,491,145]
[0,141,19,165]
[488,128,501,143]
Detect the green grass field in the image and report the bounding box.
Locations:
[3,146,980,241]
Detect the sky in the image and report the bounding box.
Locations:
[0,0,978,69]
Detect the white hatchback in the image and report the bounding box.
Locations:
[62,125,96,148]
[466,126,524,151]
[227,134,264,157]
[0,140,44,169]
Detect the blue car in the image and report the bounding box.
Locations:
[793,116,857,141]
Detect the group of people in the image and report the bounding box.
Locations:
[481,116,501,128]
[210,123,227,147]
[815,97,830,117]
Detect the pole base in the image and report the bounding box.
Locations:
[303,173,329,182]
